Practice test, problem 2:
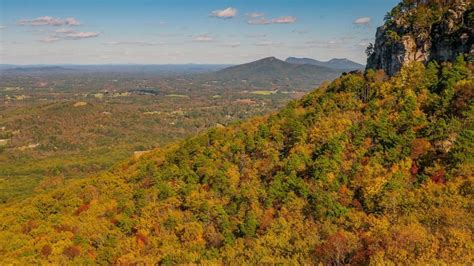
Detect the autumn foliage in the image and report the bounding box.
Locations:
[0,19,473,265]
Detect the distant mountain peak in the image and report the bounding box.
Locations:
[257,56,280,62]
[285,57,364,70]
[208,56,343,90]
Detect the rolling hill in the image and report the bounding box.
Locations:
[203,56,344,90]
[1,64,232,76]
[285,57,365,70]
[2,66,74,74]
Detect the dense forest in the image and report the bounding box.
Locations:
[0,0,472,264]
[0,54,350,203]
[0,56,472,264]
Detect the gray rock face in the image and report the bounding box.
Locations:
[367,1,473,76]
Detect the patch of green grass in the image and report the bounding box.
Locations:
[166,94,189,98]
[250,90,277,95]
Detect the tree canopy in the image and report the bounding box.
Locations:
[0,56,472,264]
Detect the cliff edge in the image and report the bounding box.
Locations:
[367,0,473,76]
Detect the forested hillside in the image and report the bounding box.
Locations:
[0,0,472,264]
[0,55,472,264]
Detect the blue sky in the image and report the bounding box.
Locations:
[0,0,399,64]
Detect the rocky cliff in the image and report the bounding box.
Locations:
[367,0,473,76]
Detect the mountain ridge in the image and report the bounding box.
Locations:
[285,57,365,70]
[205,56,343,89]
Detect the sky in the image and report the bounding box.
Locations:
[0,0,399,65]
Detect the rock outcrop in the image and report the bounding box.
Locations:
[367,0,473,76]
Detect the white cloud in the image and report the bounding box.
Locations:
[64,17,81,26]
[38,29,99,43]
[353,17,371,25]
[40,36,60,43]
[248,15,297,25]
[246,12,264,18]
[65,31,99,39]
[210,7,237,19]
[55,28,76,33]
[0,26,6,30]
[248,18,270,25]
[18,16,81,26]
[193,34,213,42]
[272,16,297,24]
